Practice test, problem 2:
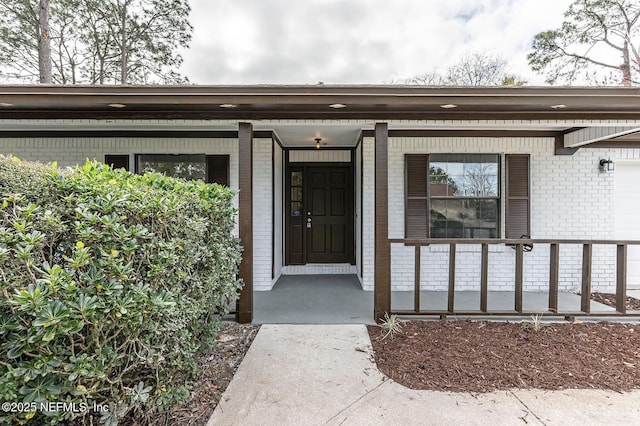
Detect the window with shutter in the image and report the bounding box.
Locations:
[405,153,509,239]
[104,154,129,171]
[505,154,530,239]
[206,155,230,186]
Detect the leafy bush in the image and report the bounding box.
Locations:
[0,156,242,425]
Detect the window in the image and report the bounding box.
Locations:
[405,154,529,239]
[135,154,229,186]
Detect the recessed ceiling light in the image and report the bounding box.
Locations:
[550,104,567,109]
[0,102,14,107]
[329,103,346,109]
[440,104,458,109]
[219,103,237,109]
[108,103,126,108]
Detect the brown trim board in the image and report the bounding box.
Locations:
[0,130,274,139]
[237,122,253,324]
[362,130,562,138]
[374,122,391,323]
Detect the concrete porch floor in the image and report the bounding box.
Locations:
[253,275,636,324]
[253,275,373,324]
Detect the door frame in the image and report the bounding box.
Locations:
[284,154,355,266]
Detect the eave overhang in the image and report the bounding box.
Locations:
[0,85,640,121]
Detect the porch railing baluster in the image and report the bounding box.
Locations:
[515,243,524,313]
[549,243,559,313]
[480,243,488,313]
[581,244,592,314]
[414,244,421,313]
[616,244,627,314]
[448,243,456,313]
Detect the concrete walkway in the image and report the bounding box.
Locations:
[208,325,640,425]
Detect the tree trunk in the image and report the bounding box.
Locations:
[120,1,127,84]
[621,40,631,86]
[38,0,52,84]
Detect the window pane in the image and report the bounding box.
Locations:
[291,172,302,186]
[291,202,302,216]
[430,168,460,196]
[429,154,499,197]
[429,199,448,238]
[137,154,206,180]
[430,199,498,238]
[291,187,302,202]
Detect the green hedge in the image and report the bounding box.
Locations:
[0,156,242,425]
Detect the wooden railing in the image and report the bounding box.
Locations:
[387,238,640,318]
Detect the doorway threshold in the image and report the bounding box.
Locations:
[282,264,357,275]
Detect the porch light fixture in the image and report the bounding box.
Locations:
[329,103,346,109]
[108,103,126,108]
[315,138,322,149]
[599,158,615,172]
[440,104,457,109]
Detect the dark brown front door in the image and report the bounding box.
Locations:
[286,164,353,265]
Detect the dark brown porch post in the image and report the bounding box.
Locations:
[374,122,391,322]
[237,122,253,323]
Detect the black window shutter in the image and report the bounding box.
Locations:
[104,154,129,171]
[206,155,230,186]
[405,154,429,239]
[505,154,530,239]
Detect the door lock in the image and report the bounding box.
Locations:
[307,217,312,229]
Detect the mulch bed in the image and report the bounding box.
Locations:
[368,320,640,393]
[591,292,640,310]
[151,322,260,426]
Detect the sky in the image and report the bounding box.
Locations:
[179,0,574,85]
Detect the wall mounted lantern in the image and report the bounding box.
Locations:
[599,158,615,172]
[315,138,321,150]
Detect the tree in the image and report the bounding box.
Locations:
[398,52,526,86]
[38,0,52,83]
[528,0,640,85]
[446,52,511,86]
[0,0,52,83]
[0,0,192,84]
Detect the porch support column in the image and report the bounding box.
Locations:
[237,122,253,323]
[374,122,391,322]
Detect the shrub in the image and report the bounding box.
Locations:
[0,156,242,425]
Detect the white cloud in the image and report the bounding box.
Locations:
[180,0,573,84]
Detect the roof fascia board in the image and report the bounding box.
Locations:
[564,126,640,148]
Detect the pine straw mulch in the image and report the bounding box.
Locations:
[367,320,640,393]
[150,322,260,426]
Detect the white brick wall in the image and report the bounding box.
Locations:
[273,143,284,284]
[252,139,274,291]
[361,136,634,293]
[362,138,375,290]
[355,140,363,281]
[3,130,638,295]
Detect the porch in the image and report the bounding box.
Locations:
[251,274,635,324]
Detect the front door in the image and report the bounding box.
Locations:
[286,164,353,265]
